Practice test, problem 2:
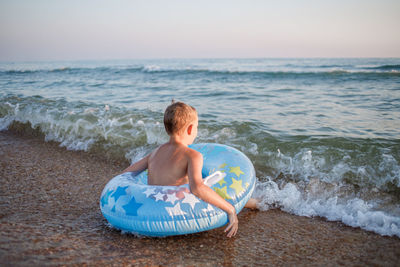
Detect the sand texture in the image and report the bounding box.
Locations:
[1,131,399,266]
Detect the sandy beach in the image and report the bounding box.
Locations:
[1,130,399,266]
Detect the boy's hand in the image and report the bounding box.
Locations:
[224,212,238,238]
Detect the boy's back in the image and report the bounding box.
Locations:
[147,142,199,186]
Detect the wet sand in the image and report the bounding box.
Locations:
[1,130,399,266]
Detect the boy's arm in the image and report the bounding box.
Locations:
[187,150,238,238]
[122,154,150,174]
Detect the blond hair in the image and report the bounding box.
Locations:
[164,101,197,135]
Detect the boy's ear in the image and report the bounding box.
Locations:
[187,124,193,135]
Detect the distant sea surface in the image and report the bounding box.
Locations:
[1,58,399,237]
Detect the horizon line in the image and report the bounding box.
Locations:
[1,56,400,63]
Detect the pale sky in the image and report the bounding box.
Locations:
[0,0,399,61]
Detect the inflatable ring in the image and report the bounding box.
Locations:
[100,143,256,237]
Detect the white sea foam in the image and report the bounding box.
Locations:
[0,115,13,131]
[253,179,400,237]
[143,65,161,72]
[143,121,168,145]
[249,146,400,238]
[210,127,236,142]
[0,98,165,155]
[379,154,400,187]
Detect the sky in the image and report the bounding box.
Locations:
[0,0,399,61]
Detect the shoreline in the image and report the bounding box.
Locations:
[1,130,399,266]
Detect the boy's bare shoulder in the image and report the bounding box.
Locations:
[148,144,162,159]
[185,147,203,162]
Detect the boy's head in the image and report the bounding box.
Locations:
[164,101,197,137]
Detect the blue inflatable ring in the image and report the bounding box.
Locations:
[100,143,256,237]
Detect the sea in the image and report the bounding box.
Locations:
[1,58,399,238]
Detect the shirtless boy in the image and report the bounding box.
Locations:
[122,101,257,237]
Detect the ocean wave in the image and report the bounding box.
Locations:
[137,66,400,76]
[1,95,399,191]
[0,66,143,75]
[1,66,98,74]
[364,64,400,71]
[0,95,167,163]
[1,95,400,237]
[254,180,400,237]
[2,65,400,76]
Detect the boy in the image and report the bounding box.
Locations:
[122,101,257,237]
